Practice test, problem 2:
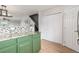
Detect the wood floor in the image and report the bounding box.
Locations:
[40,39,76,53]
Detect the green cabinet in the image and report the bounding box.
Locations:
[0,39,16,53]
[18,35,33,53]
[33,33,41,52]
[0,33,41,53]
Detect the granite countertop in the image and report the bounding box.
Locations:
[0,32,39,41]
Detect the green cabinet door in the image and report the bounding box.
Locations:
[0,45,16,53]
[33,33,41,53]
[18,35,33,53]
[0,39,16,53]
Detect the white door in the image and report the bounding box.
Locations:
[41,13,63,44]
[63,8,79,52]
[63,9,74,48]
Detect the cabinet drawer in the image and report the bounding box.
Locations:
[18,35,32,43]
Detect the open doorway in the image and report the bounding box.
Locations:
[30,14,39,32]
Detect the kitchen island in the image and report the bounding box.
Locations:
[0,32,41,53]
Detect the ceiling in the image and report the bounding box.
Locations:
[1,5,79,19]
[6,5,58,17]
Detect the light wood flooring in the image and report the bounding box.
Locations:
[40,39,76,53]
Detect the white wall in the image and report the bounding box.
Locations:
[39,13,63,44]
[39,7,63,44]
[39,6,79,52]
